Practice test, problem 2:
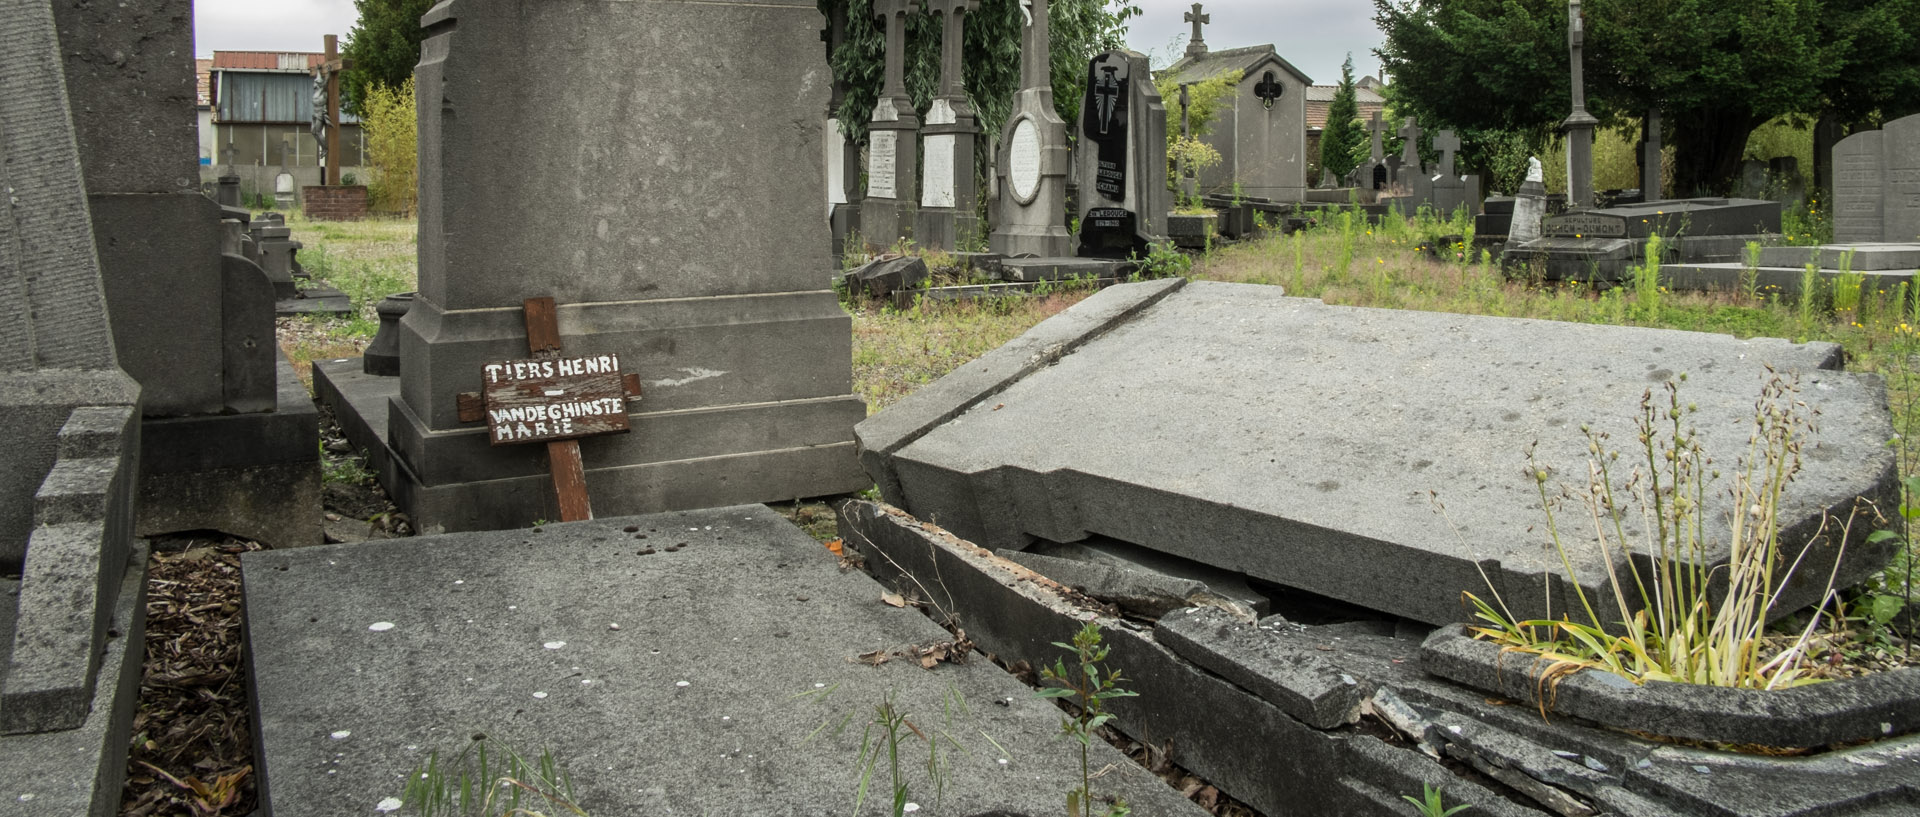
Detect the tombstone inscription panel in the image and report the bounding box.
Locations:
[1009,118,1041,202]
[869,130,898,199]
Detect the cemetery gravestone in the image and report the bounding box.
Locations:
[1640,108,1663,200]
[865,0,921,249]
[1160,35,1311,202]
[1834,113,1920,244]
[359,0,867,533]
[0,2,146,811]
[915,0,981,251]
[990,0,1073,257]
[1075,50,1168,259]
[51,0,319,548]
[1562,0,1599,209]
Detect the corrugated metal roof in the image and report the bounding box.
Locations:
[211,51,325,72]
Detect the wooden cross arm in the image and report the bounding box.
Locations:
[457,373,643,423]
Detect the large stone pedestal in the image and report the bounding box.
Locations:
[376,0,867,533]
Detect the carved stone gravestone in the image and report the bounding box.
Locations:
[1833,113,1920,244]
[1075,49,1167,259]
[358,0,868,533]
[990,0,1072,257]
[915,0,981,251]
[865,0,921,249]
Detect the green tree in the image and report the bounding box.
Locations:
[822,0,1139,148]
[1371,0,1920,195]
[340,0,437,116]
[363,78,418,215]
[1153,70,1239,197]
[1318,55,1365,183]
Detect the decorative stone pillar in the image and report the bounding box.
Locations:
[915,0,981,250]
[989,0,1072,258]
[1563,0,1598,209]
[864,0,921,249]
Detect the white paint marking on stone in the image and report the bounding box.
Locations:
[544,641,566,650]
[533,691,548,699]
[646,367,728,388]
[903,803,921,813]
[676,680,691,688]
[375,796,404,812]
[543,389,565,397]
[454,580,464,585]
[18,794,36,802]
[609,623,621,630]
[508,606,517,610]
[368,622,395,632]
[815,683,826,688]
[331,730,351,739]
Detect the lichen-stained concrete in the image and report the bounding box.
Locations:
[242,505,1207,817]
[857,279,1897,626]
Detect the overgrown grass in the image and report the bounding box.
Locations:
[849,292,1094,414]
[278,213,418,386]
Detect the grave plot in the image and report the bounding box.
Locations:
[242,505,1207,817]
[841,500,1920,817]
[857,278,1896,628]
[1503,198,1782,282]
[1664,242,1920,299]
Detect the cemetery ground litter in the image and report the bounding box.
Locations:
[111,210,1920,816]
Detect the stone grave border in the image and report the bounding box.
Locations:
[1420,625,1920,748]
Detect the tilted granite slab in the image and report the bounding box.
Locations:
[857,279,1897,626]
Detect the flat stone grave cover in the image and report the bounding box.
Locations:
[857,279,1894,626]
[242,504,1202,817]
[1542,197,1781,239]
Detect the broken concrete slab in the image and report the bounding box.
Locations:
[1156,607,1370,729]
[997,548,1213,620]
[844,254,930,298]
[1025,536,1270,616]
[242,504,1205,817]
[840,499,1920,817]
[856,279,1896,627]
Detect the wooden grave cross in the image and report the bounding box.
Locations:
[455,297,643,523]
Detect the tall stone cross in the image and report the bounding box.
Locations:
[1397,116,1422,174]
[1562,0,1599,208]
[455,297,644,522]
[1184,3,1210,56]
[876,0,915,99]
[1433,129,1461,177]
[1366,110,1386,161]
[1019,0,1051,89]
[315,34,351,186]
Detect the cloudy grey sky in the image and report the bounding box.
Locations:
[193,0,1384,85]
[1124,0,1386,83]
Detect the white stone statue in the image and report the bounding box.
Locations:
[1526,156,1543,183]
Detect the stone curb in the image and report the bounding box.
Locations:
[1419,624,1920,748]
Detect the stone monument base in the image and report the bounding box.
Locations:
[135,358,321,548]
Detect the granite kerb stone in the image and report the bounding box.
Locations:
[856,278,1185,500]
[838,500,1547,817]
[1420,624,1920,748]
[1154,606,1371,729]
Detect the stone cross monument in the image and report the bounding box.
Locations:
[1184,3,1210,56]
[1563,0,1599,209]
[1640,108,1662,200]
[1397,116,1423,180]
[916,0,981,250]
[865,0,921,249]
[990,0,1072,257]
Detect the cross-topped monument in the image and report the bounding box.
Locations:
[865,0,921,247]
[917,0,982,249]
[1367,110,1387,162]
[314,34,351,186]
[1184,3,1210,56]
[991,0,1072,256]
[1563,0,1599,208]
[1433,129,1461,177]
[1397,116,1423,177]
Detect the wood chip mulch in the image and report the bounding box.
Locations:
[118,537,261,817]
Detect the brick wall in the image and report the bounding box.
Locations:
[301,185,367,221]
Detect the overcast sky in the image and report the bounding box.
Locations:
[193,0,1383,86]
